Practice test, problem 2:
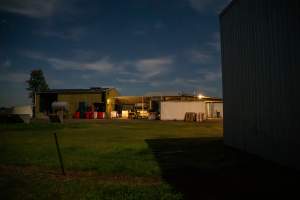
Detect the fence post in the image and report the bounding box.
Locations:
[53,132,65,175]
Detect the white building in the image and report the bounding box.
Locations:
[160,100,223,121]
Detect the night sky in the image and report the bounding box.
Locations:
[0,0,230,107]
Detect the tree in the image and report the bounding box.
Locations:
[26,69,49,105]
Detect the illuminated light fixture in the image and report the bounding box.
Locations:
[198,94,204,99]
[107,99,110,104]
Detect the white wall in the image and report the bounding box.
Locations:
[213,103,223,118]
[206,102,223,118]
[160,101,205,120]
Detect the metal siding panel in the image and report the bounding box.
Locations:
[220,0,300,169]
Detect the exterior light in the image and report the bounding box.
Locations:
[198,94,204,99]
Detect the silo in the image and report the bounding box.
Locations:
[220,0,300,169]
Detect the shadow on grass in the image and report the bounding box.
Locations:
[146,137,300,200]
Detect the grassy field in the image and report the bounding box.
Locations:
[0,120,222,199]
[0,120,299,199]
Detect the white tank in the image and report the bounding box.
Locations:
[51,101,69,112]
[12,105,33,117]
[12,105,33,123]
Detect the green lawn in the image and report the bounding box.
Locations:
[0,120,223,199]
[1,120,299,199]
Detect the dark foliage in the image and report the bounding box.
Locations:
[26,69,49,104]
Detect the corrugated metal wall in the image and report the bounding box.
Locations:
[220,0,300,169]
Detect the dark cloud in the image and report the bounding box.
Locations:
[0,0,228,106]
[0,0,58,18]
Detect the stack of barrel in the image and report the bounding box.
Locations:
[73,102,106,119]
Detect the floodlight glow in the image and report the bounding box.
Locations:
[198,94,204,99]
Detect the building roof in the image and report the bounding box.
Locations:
[37,87,113,94]
[144,91,222,101]
[144,91,194,97]
[219,0,236,17]
[114,95,222,102]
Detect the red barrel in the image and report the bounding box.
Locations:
[73,112,80,119]
[89,112,93,119]
[85,112,90,119]
[97,112,105,119]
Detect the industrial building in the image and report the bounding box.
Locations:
[161,101,222,121]
[113,93,222,120]
[36,88,222,121]
[35,87,119,118]
[220,0,300,168]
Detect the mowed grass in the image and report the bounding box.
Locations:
[0,120,222,199]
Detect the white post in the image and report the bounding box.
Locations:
[142,96,144,112]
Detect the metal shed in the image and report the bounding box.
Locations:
[35,87,119,118]
[220,0,300,169]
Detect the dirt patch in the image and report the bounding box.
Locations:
[0,164,162,186]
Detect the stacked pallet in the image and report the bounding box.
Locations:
[184,112,206,122]
[184,112,197,122]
